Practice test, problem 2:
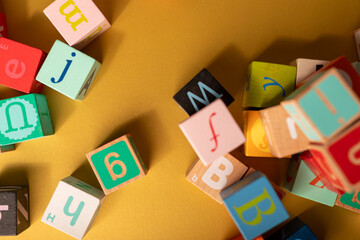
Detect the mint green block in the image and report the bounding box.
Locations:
[0,94,54,145]
[283,157,337,206]
[243,61,296,108]
[36,40,101,100]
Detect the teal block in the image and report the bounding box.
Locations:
[36,40,101,100]
[283,157,337,206]
[0,94,54,145]
[220,171,289,240]
[243,61,296,108]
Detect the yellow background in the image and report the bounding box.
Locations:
[1,0,360,239]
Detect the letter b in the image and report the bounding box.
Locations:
[202,157,233,190]
[104,152,127,181]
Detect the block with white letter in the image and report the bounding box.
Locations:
[259,105,309,158]
[86,134,147,195]
[36,40,101,100]
[42,176,105,239]
[220,171,289,240]
[179,99,245,166]
[0,186,30,236]
[173,68,234,116]
[290,58,329,86]
[282,68,360,142]
[44,0,110,49]
[186,154,249,203]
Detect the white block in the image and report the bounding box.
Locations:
[42,176,105,239]
[290,58,329,85]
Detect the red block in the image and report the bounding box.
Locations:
[0,38,45,93]
[0,12,7,38]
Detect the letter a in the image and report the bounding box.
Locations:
[104,152,127,181]
[202,157,233,189]
[59,0,88,31]
[63,196,85,226]
[234,188,276,225]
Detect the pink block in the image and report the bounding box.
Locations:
[179,99,246,166]
[44,0,110,49]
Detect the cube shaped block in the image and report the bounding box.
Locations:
[0,12,7,38]
[0,94,54,145]
[282,68,360,143]
[220,171,289,240]
[290,58,329,86]
[86,134,147,195]
[186,154,249,203]
[42,176,105,239]
[44,0,110,49]
[0,144,15,153]
[335,189,360,213]
[0,38,46,93]
[243,111,278,158]
[36,40,101,100]
[268,217,318,240]
[259,105,309,158]
[283,157,337,206]
[179,99,246,166]
[309,120,360,192]
[173,68,234,116]
[0,186,30,236]
[243,61,296,108]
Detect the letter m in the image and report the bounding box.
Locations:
[187,82,223,112]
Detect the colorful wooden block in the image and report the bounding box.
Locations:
[281,68,360,143]
[259,105,309,158]
[243,61,296,108]
[186,154,249,203]
[0,38,45,93]
[309,120,360,192]
[36,40,101,100]
[86,134,147,195]
[267,217,318,240]
[243,111,278,158]
[289,58,329,86]
[173,68,234,116]
[355,28,360,61]
[335,189,360,213]
[42,176,105,239]
[0,144,15,153]
[44,0,110,49]
[231,234,264,240]
[0,94,54,145]
[283,157,337,206]
[0,12,8,38]
[0,186,30,236]
[220,171,289,240]
[179,99,245,166]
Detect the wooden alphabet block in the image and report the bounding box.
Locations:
[259,105,309,158]
[0,94,54,145]
[267,217,318,240]
[243,111,277,158]
[309,120,360,192]
[0,12,8,38]
[44,0,110,49]
[282,68,360,143]
[0,186,30,236]
[179,99,246,166]
[289,58,329,86]
[354,28,360,61]
[335,189,360,213]
[243,61,296,108]
[220,171,289,240]
[283,157,337,206]
[0,144,15,153]
[173,69,234,116]
[36,40,101,100]
[186,154,249,203]
[86,134,147,195]
[42,176,105,239]
[0,38,46,93]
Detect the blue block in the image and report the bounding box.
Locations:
[220,171,289,240]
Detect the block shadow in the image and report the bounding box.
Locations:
[94,0,130,25]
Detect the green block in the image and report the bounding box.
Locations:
[0,144,15,153]
[283,157,337,206]
[243,61,296,108]
[36,40,101,100]
[0,94,54,145]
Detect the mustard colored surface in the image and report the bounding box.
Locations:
[1,1,360,239]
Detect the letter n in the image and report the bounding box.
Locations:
[4,102,33,133]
